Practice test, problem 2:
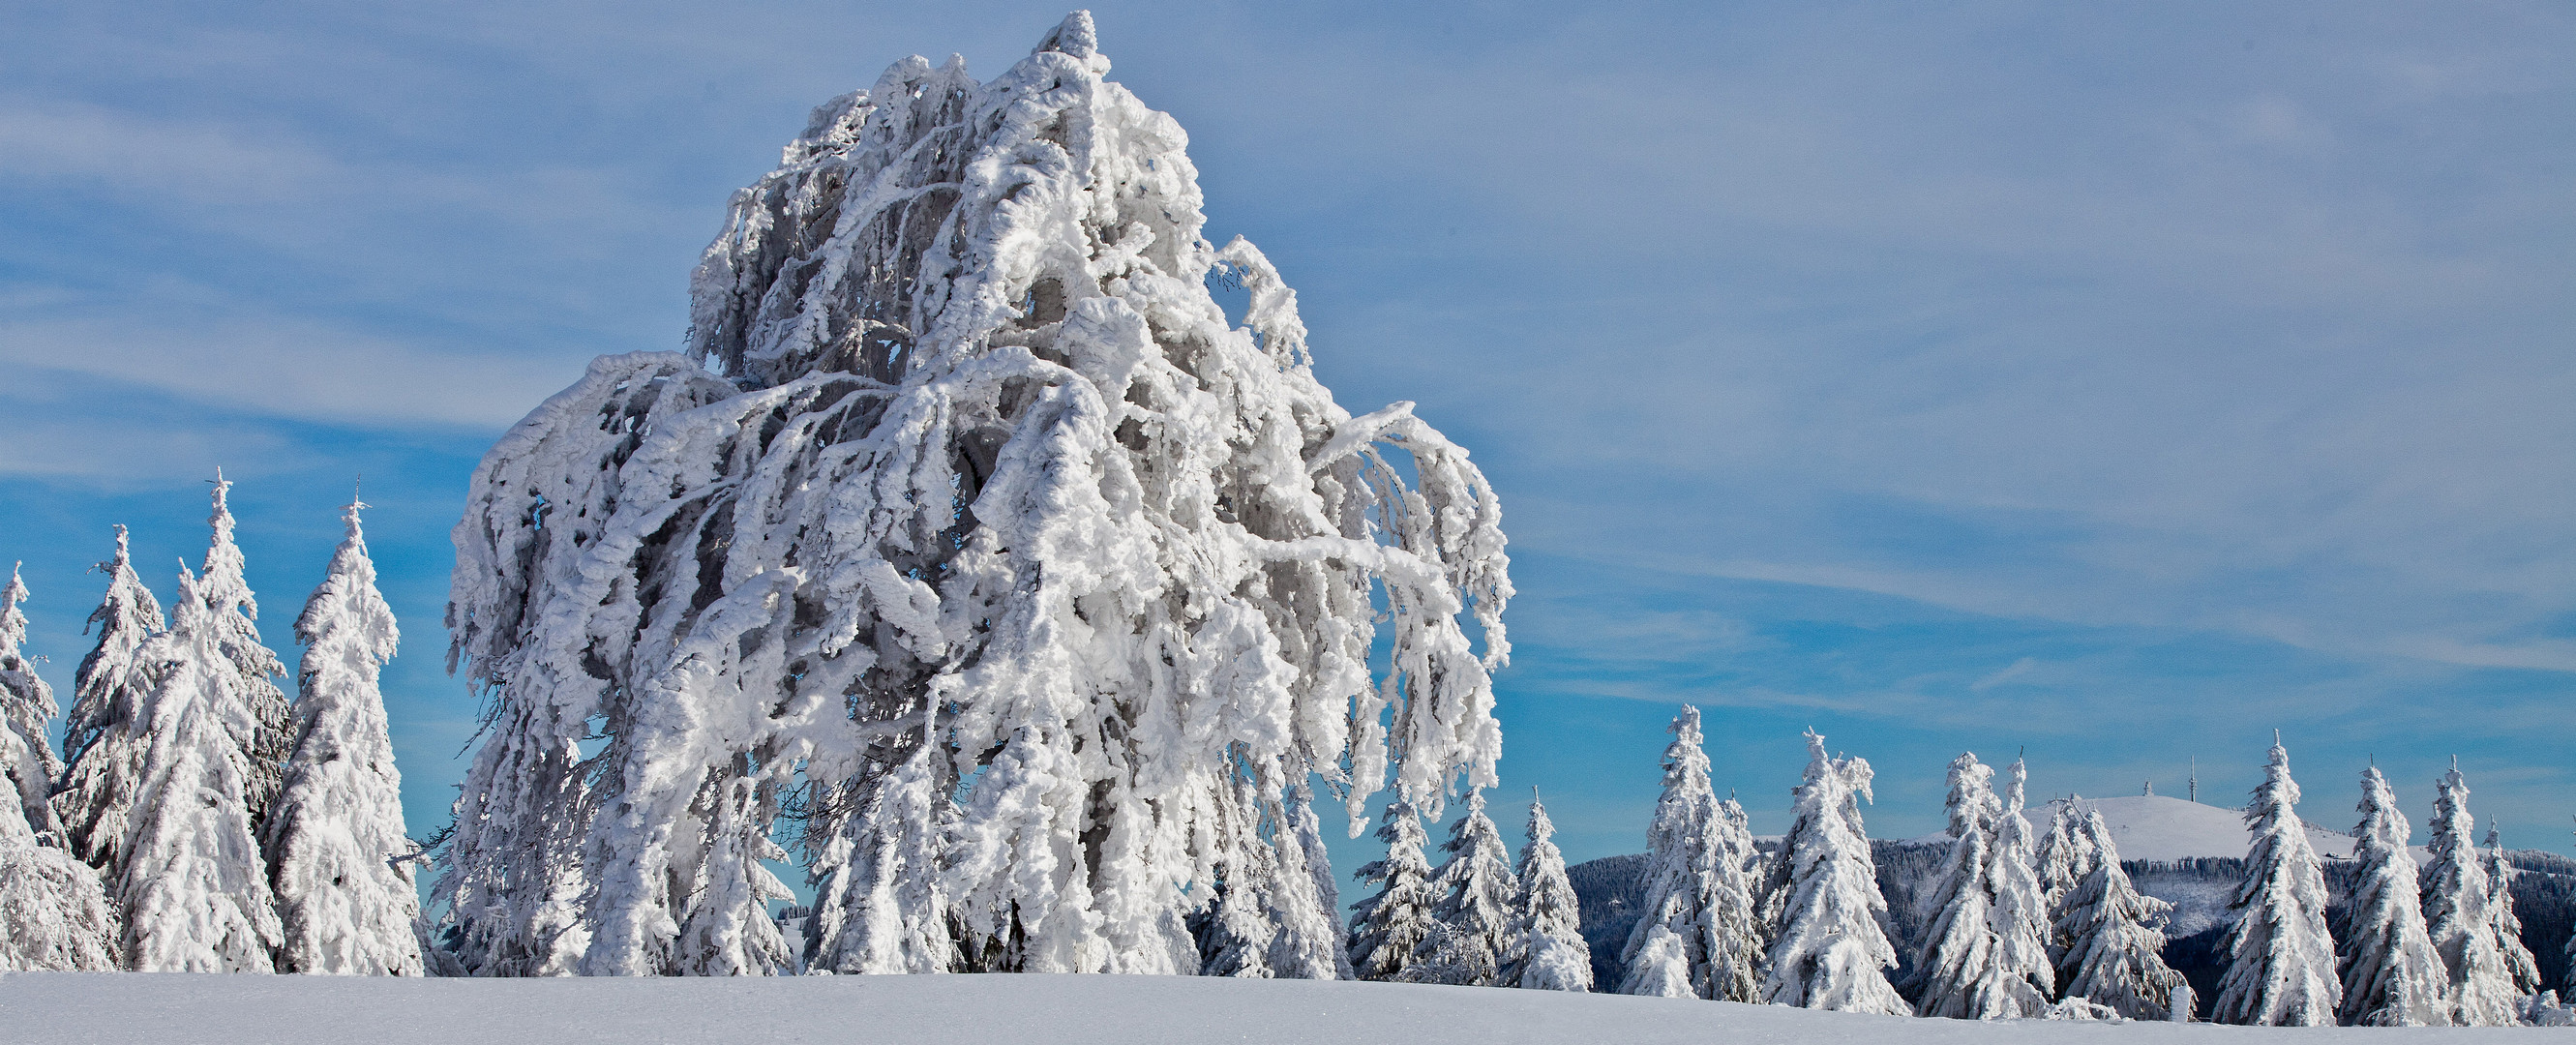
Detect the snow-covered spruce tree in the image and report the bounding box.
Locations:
[195,475,295,837]
[2484,828,2542,997]
[434,13,1510,978]
[2053,804,2189,1021]
[0,567,123,972]
[807,705,957,975]
[1758,730,1905,1014]
[2210,736,2338,1026]
[264,499,425,975]
[0,565,65,839]
[1194,772,1280,977]
[1988,759,2054,1007]
[1911,753,2039,1019]
[1616,705,1760,1001]
[1503,793,1588,991]
[2422,762,2516,1025]
[1263,783,1350,979]
[53,525,167,873]
[112,566,283,971]
[2034,798,2098,919]
[1348,801,1439,981]
[1412,789,1515,985]
[2336,766,2448,1027]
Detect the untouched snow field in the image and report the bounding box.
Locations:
[3,972,2565,1044]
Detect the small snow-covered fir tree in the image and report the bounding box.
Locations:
[1262,784,1349,979]
[195,474,295,837]
[1413,789,1515,985]
[1759,730,1905,1014]
[0,568,123,972]
[264,498,425,975]
[2483,828,2542,997]
[2034,798,2098,918]
[2210,735,2338,1026]
[2336,766,2448,1027]
[1196,773,1281,978]
[1503,793,1589,991]
[1,565,65,840]
[2422,761,2516,1026]
[434,13,1509,977]
[807,705,956,975]
[1912,753,2045,1019]
[1989,759,2055,1008]
[53,526,167,873]
[2053,804,2189,1021]
[1348,801,1438,981]
[1616,706,1760,1001]
[113,566,283,972]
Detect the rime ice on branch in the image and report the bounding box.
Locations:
[434,12,1509,977]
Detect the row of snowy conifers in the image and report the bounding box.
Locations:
[1508,708,2572,1027]
[0,478,424,973]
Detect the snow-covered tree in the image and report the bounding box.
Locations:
[1348,801,1438,981]
[1989,759,2055,1007]
[1195,773,1281,978]
[1,565,65,840]
[2034,798,2099,920]
[264,498,425,975]
[2336,766,2448,1027]
[53,525,166,872]
[1503,793,1588,991]
[1411,789,1515,985]
[2053,804,2189,1021]
[1912,752,2045,1019]
[806,705,956,975]
[2422,761,2516,1026]
[1264,783,1350,979]
[2210,735,2338,1026]
[0,567,123,972]
[1616,705,1760,1001]
[2483,828,2542,997]
[1759,730,1905,1014]
[112,566,283,972]
[433,12,1509,978]
[195,474,295,836]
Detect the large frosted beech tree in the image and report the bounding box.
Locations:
[433,13,1509,977]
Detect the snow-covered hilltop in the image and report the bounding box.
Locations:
[432,11,1510,977]
[2007,795,2360,863]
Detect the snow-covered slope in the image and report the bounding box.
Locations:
[4,972,2565,1043]
[1909,796,2359,862]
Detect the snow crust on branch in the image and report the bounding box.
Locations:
[266,500,425,975]
[434,12,1508,977]
[2211,737,2338,1026]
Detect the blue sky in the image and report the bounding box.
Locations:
[2,1,2569,875]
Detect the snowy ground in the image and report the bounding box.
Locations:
[3,973,2564,1044]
